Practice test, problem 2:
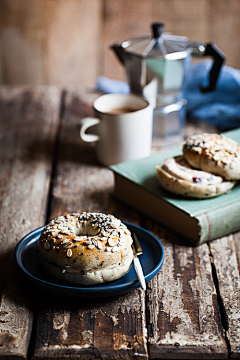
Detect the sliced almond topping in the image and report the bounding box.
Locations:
[97,241,103,249]
[111,246,119,253]
[101,231,108,237]
[84,240,92,245]
[62,239,70,244]
[88,244,95,250]
[67,249,72,257]
[108,238,118,247]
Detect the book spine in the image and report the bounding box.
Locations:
[197,201,240,244]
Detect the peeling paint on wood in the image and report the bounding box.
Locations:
[146,220,228,359]
[32,89,148,360]
[33,290,148,359]
[209,234,240,359]
[1,86,240,359]
[0,85,61,359]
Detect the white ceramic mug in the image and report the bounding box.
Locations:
[79,94,153,166]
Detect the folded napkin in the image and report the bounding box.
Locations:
[96,61,240,129]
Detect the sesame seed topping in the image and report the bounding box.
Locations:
[40,212,128,254]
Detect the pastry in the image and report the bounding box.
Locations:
[38,212,134,285]
[183,133,240,180]
[156,156,236,199]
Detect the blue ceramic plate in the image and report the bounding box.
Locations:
[14,222,164,298]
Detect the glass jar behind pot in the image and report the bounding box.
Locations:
[152,92,187,147]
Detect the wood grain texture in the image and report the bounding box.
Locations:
[146,117,229,359]
[33,290,146,360]
[145,222,228,359]
[1,85,240,359]
[1,0,240,86]
[0,0,101,87]
[0,86,61,359]
[32,88,148,360]
[209,233,240,359]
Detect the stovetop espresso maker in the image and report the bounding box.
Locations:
[111,23,225,145]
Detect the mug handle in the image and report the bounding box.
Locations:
[79,117,100,143]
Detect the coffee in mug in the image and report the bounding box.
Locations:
[105,107,138,115]
[79,93,153,166]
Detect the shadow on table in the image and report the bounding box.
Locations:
[25,135,99,166]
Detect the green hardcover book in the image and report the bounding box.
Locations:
[110,128,240,245]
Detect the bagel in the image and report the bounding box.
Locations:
[38,212,134,285]
[156,156,236,199]
[183,133,240,180]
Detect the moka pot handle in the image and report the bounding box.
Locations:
[191,42,226,93]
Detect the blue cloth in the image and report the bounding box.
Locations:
[96,76,130,94]
[96,61,240,129]
[182,60,240,129]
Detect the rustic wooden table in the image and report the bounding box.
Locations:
[0,86,240,360]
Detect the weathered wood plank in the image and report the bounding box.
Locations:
[147,121,231,358]
[0,86,61,359]
[0,0,101,88]
[209,233,240,359]
[33,290,146,360]
[179,121,240,357]
[32,88,148,360]
[145,222,228,359]
[1,0,240,86]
